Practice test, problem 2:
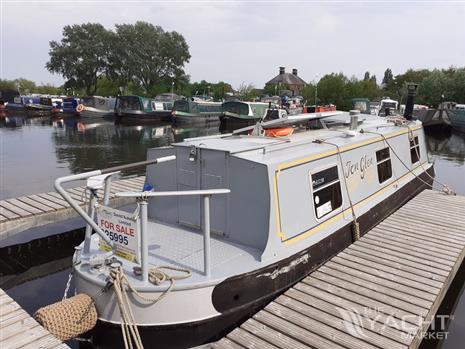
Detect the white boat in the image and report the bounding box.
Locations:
[78,96,116,118]
[54,107,434,348]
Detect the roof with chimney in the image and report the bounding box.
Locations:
[266,67,307,86]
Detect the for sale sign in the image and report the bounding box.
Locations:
[97,206,140,262]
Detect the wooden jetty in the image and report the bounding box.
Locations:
[0,288,70,349]
[0,176,146,238]
[212,190,465,349]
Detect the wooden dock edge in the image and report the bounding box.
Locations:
[0,176,146,239]
[0,288,70,349]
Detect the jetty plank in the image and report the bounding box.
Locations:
[215,190,465,349]
[0,201,32,218]
[0,289,70,349]
[0,176,146,238]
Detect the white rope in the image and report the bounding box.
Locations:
[109,265,192,349]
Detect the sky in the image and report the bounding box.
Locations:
[1,0,464,90]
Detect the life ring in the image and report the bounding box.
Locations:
[76,104,85,113]
[265,127,294,137]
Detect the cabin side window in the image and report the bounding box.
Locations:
[410,136,420,164]
[376,147,392,183]
[310,166,343,219]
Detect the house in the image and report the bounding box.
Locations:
[265,67,307,96]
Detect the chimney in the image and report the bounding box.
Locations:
[403,83,418,120]
[292,68,298,76]
[279,67,285,75]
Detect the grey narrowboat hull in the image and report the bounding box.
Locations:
[85,165,434,349]
[173,112,220,124]
[116,109,172,122]
[449,109,465,133]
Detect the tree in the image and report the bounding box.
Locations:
[237,83,258,101]
[110,22,190,95]
[46,23,112,95]
[382,68,394,86]
[363,71,370,81]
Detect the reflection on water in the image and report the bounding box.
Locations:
[1,114,464,348]
[0,114,221,199]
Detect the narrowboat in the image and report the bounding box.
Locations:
[77,96,116,118]
[172,97,222,124]
[448,103,465,133]
[0,89,23,111]
[152,93,181,121]
[220,101,270,127]
[54,101,435,348]
[352,98,371,114]
[377,97,399,116]
[413,102,453,128]
[60,97,80,116]
[115,95,177,122]
[25,96,54,115]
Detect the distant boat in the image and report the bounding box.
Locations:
[60,97,80,116]
[78,96,116,118]
[115,95,178,122]
[220,101,271,127]
[152,93,181,121]
[413,102,452,127]
[172,97,222,123]
[448,104,465,133]
[378,97,399,116]
[0,89,23,111]
[25,96,54,114]
[352,98,371,114]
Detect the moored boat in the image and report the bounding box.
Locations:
[413,101,453,128]
[0,89,23,111]
[53,97,435,347]
[115,95,177,122]
[78,96,116,118]
[25,96,54,115]
[220,101,270,127]
[172,97,222,124]
[448,103,465,133]
[60,97,80,116]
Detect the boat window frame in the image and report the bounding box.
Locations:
[375,146,393,184]
[308,163,344,221]
[410,135,421,164]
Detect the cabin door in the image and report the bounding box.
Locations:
[200,149,227,235]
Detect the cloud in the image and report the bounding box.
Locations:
[2,1,464,90]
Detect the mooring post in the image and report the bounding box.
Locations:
[83,189,98,254]
[203,195,211,278]
[140,200,149,283]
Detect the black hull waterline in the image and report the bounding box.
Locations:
[89,166,435,349]
[116,111,172,122]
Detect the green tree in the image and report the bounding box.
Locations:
[363,71,370,81]
[418,70,452,107]
[317,73,350,109]
[111,22,190,94]
[237,83,258,101]
[14,78,36,94]
[46,23,112,95]
[382,68,394,86]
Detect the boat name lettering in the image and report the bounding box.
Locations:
[345,155,374,180]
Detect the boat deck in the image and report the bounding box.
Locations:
[0,288,70,349]
[0,176,146,239]
[212,190,465,349]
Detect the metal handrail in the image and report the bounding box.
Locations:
[133,189,230,282]
[54,155,176,250]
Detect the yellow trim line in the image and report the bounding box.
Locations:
[272,125,425,245]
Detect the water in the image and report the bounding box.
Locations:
[0,114,464,348]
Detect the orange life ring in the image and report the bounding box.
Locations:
[265,127,294,137]
[76,104,85,113]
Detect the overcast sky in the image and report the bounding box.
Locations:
[1,0,464,89]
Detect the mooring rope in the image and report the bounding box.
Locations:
[109,264,192,349]
[313,139,361,241]
[361,129,456,195]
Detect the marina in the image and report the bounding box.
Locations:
[0,100,463,348]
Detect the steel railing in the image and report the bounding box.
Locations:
[54,155,230,283]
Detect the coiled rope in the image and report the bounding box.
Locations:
[109,264,192,349]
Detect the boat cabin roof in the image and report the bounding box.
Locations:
[177,112,416,166]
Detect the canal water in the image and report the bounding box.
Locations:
[0,114,464,348]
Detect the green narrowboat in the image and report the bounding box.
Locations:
[220,101,270,127]
[115,95,176,122]
[172,98,223,124]
[449,104,465,133]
